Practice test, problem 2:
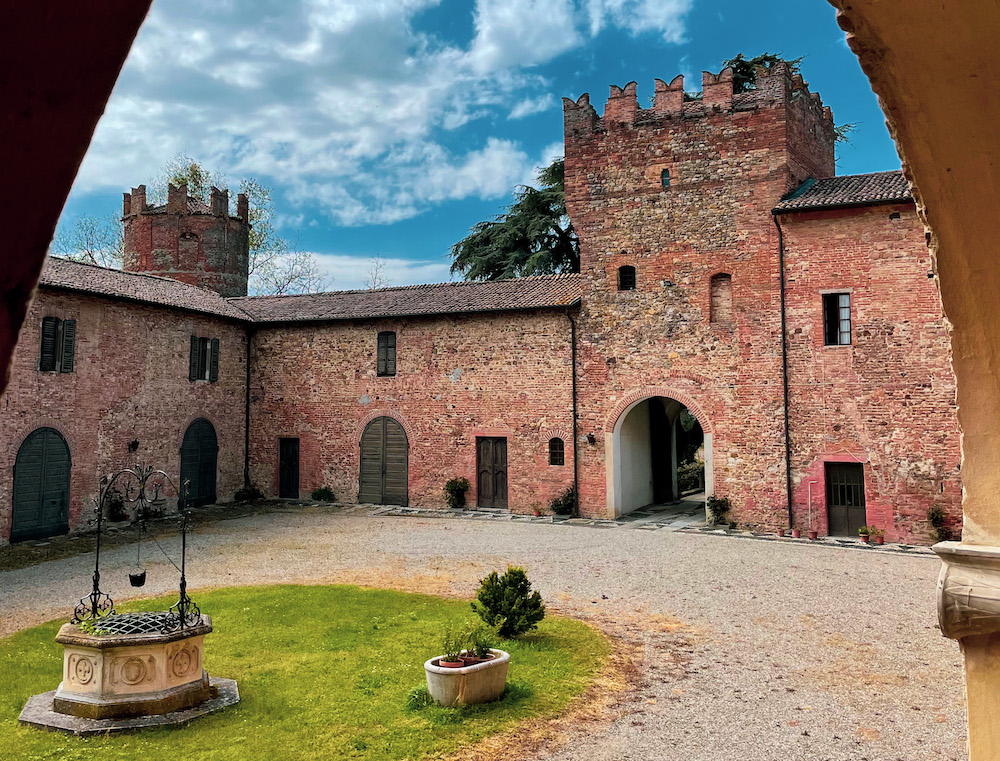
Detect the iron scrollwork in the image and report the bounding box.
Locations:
[71,466,200,633]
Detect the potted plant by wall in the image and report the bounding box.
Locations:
[791,527,801,538]
[808,528,819,540]
[444,477,470,510]
[858,525,871,544]
[870,527,885,545]
[707,495,731,526]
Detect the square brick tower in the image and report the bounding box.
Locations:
[564,64,835,526]
[122,183,250,297]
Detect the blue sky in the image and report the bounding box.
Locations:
[60,0,899,290]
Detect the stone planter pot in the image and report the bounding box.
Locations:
[424,649,509,707]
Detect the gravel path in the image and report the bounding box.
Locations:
[0,508,966,760]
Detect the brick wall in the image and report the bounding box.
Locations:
[781,204,962,542]
[248,311,575,513]
[0,289,247,543]
[564,68,835,527]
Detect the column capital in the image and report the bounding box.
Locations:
[935,541,1000,639]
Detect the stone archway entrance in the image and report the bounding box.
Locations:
[607,395,713,519]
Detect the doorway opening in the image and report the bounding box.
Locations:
[608,396,711,519]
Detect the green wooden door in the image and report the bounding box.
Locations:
[12,427,70,542]
[358,417,408,506]
[180,419,218,507]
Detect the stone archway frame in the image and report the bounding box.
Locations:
[604,387,715,519]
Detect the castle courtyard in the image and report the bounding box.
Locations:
[0,508,966,760]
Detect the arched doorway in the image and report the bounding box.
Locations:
[359,417,409,506]
[608,396,712,518]
[180,418,218,507]
[12,427,71,542]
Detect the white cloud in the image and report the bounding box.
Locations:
[509,94,557,119]
[585,0,693,42]
[313,253,453,290]
[466,0,580,73]
[69,0,694,227]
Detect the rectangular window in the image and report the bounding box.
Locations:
[377,331,396,376]
[39,316,76,373]
[189,335,220,381]
[822,293,851,346]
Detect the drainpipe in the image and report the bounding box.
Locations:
[565,308,580,518]
[243,325,253,489]
[772,211,794,530]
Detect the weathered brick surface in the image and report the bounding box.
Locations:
[0,289,247,543]
[248,312,575,512]
[565,66,835,528]
[122,184,250,297]
[781,204,962,542]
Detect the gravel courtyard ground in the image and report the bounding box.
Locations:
[0,507,966,760]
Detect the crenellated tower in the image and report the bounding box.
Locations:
[564,62,838,525]
[122,183,250,297]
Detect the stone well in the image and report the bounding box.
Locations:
[53,612,214,720]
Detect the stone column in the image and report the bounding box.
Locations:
[935,543,1000,758]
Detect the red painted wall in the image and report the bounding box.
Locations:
[781,204,962,542]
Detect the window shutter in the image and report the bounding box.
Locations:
[189,335,199,380]
[39,317,59,371]
[59,319,76,373]
[386,332,396,375]
[209,338,220,382]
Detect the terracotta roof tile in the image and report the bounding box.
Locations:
[231,274,583,323]
[40,257,252,320]
[774,170,912,212]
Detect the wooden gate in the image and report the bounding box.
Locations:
[12,427,71,542]
[278,438,300,498]
[476,437,508,509]
[358,417,408,505]
[826,462,866,536]
[180,418,218,507]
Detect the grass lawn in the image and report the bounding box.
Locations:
[0,585,609,760]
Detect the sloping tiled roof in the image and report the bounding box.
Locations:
[39,257,252,321]
[774,170,912,212]
[231,274,583,323]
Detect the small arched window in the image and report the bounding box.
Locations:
[618,265,636,291]
[710,273,733,324]
[548,438,565,466]
[661,169,671,188]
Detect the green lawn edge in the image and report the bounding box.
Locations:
[0,584,610,761]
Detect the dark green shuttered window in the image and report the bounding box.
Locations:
[39,316,76,373]
[189,335,220,381]
[377,331,396,376]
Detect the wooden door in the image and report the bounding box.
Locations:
[12,427,70,542]
[476,437,508,509]
[278,438,299,498]
[180,418,218,507]
[358,417,408,505]
[826,462,866,536]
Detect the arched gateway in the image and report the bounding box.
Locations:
[606,394,713,518]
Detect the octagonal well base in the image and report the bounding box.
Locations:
[19,677,239,736]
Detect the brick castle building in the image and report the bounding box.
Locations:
[0,63,962,545]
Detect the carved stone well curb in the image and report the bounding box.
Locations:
[424,649,510,707]
[53,615,214,719]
